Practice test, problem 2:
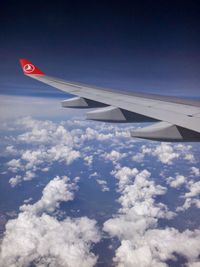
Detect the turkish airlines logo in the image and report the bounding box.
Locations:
[23,64,35,73]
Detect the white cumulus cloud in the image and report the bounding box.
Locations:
[6,117,81,186]
[191,167,200,177]
[96,179,110,192]
[103,150,127,164]
[167,175,187,188]
[20,176,77,214]
[104,165,200,266]
[0,176,100,267]
[152,143,179,164]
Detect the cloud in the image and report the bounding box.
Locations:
[7,159,22,173]
[0,214,100,267]
[0,176,100,267]
[166,175,187,188]
[46,145,80,165]
[20,176,77,214]
[17,118,75,146]
[5,146,18,155]
[1,96,200,266]
[184,181,200,198]
[103,166,200,266]
[84,155,93,166]
[184,153,195,163]
[80,127,114,141]
[178,181,200,211]
[23,171,36,181]
[132,143,180,165]
[132,152,145,162]
[80,124,131,143]
[111,166,139,191]
[89,172,98,178]
[9,175,22,187]
[8,145,80,187]
[5,116,134,187]
[151,143,179,164]
[96,179,110,192]
[133,143,197,165]
[191,167,200,177]
[0,95,81,122]
[103,150,127,164]
[113,228,200,267]
[6,117,81,186]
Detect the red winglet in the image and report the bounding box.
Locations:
[19,59,45,75]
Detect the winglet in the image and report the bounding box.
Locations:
[19,59,45,75]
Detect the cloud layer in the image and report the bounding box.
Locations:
[1,96,200,267]
[0,176,100,267]
[104,167,200,266]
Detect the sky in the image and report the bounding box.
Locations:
[1,1,200,267]
[1,0,200,97]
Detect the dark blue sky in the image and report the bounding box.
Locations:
[1,0,200,97]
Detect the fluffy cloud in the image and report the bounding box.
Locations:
[20,176,77,214]
[151,143,179,164]
[17,118,75,147]
[46,145,80,165]
[9,171,36,186]
[177,180,200,211]
[104,166,200,266]
[167,175,187,188]
[7,159,22,173]
[5,146,18,155]
[184,181,200,198]
[113,228,200,267]
[9,175,22,187]
[184,153,195,163]
[191,167,200,177]
[132,143,180,165]
[134,143,197,165]
[0,176,100,267]
[5,116,134,187]
[89,172,98,178]
[79,124,131,143]
[84,155,93,166]
[6,117,81,186]
[8,145,80,187]
[0,214,100,267]
[80,127,113,141]
[96,179,110,192]
[132,152,145,162]
[112,166,139,191]
[103,150,127,164]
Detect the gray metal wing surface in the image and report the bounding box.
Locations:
[19,59,200,142]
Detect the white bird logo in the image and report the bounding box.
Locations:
[23,64,35,73]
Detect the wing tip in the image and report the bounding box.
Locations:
[19,58,45,75]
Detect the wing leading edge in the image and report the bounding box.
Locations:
[19,59,200,142]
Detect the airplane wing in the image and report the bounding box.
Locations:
[19,59,200,142]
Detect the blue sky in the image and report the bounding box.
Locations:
[1,1,200,98]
